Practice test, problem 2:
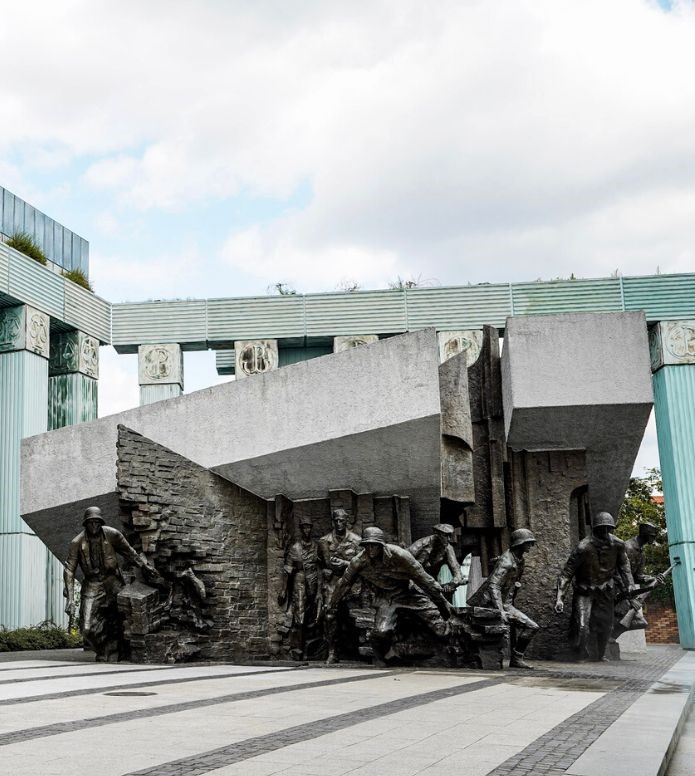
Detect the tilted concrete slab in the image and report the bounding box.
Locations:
[22,329,445,555]
[501,311,653,516]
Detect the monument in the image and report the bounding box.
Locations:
[20,314,654,665]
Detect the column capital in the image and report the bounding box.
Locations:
[333,335,378,352]
[649,320,695,372]
[49,330,99,378]
[437,330,483,366]
[0,305,50,359]
[138,343,184,387]
[233,339,278,378]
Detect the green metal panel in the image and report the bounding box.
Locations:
[652,365,695,648]
[278,346,333,367]
[207,295,305,343]
[0,348,49,628]
[623,273,695,322]
[305,290,406,337]
[0,244,8,295]
[406,284,511,329]
[63,282,111,344]
[511,278,622,316]
[0,349,48,534]
[215,349,235,375]
[45,547,67,626]
[140,383,183,405]
[0,534,48,629]
[112,300,206,352]
[5,244,64,319]
[48,373,98,430]
[105,272,695,351]
[0,186,88,274]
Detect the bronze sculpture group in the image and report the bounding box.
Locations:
[65,503,666,667]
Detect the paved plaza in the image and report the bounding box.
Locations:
[0,647,692,776]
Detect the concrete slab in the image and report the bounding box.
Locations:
[501,311,653,515]
[22,329,444,553]
[0,648,687,776]
[566,651,695,776]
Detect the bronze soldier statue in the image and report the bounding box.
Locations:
[467,529,539,669]
[327,526,453,666]
[278,517,322,660]
[611,522,667,641]
[318,508,361,663]
[555,512,634,662]
[408,523,466,597]
[64,506,154,661]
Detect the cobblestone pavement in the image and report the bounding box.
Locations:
[0,646,687,776]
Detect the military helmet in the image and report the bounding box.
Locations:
[592,511,615,529]
[639,522,659,537]
[510,528,536,547]
[433,523,455,537]
[82,506,105,527]
[360,527,386,546]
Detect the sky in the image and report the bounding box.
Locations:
[2,0,693,477]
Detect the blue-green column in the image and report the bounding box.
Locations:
[138,344,183,405]
[0,305,50,629]
[650,321,695,648]
[45,330,100,624]
[48,331,99,429]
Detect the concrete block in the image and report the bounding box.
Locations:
[234,339,278,378]
[566,651,695,776]
[649,320,695,370]
[502,312,653,516]
[22,329,446,551]
[333,335,379,352]
[437,330,483,366]
[138,344,183,386]
[0,305,49,358]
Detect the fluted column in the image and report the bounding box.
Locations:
[48,330,99,429]
[650,320,695,648]
[0,305,50,628]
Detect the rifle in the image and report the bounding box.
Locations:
[618,564,674,629]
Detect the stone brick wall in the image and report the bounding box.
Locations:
[510,449,588,659]
[645,602,680,644]
[116,425,270,662]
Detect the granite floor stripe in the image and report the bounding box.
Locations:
[0,665,176,686]
[483,647,684,776]
[123,677,503,776]
[0,667,297,706]
[0,664,77,673]
[0,670,391,746]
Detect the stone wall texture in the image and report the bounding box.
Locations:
[116,425,270,662]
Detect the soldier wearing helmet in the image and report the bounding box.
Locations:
[467,528,539,669]
[326,526,453,666]
[611,522,666,643]
[555,511,635,661]
[408,524,467,598]
[64,506,155,662]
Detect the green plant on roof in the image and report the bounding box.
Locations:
[6,232,48,265]
[62,268,94,292]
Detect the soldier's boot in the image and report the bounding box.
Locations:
[509,633,534,669]
[326,648,340,665]
[509,650,533,669]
